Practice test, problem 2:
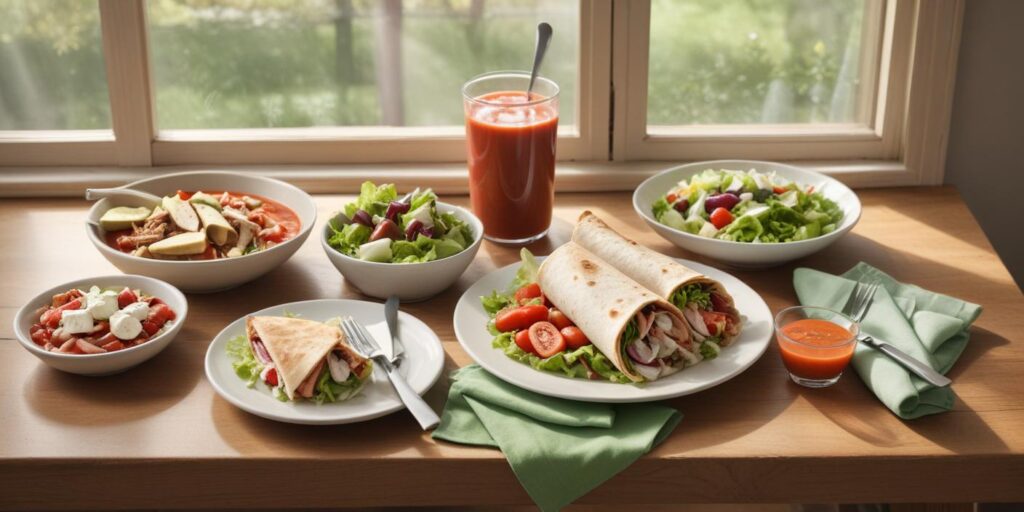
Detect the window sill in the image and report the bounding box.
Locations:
[0,159,915,198]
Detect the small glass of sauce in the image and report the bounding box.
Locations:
[774,306,859,388]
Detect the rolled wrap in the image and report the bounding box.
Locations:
[537,242,687,382]
[572,211,742,346]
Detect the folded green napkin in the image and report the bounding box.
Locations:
[432,365,681,511]
[793,262,982,419]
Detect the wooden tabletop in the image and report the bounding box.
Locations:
[1,187,1022,510]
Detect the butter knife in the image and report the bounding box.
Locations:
[859,335,952,387]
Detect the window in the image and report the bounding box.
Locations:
[0,0,111,131]
[0,0,963,190]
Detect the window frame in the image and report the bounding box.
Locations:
[0,0,963,192]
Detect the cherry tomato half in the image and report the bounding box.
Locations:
[494,304,549,333]
[514,282,543,304]
[560,326,590,349]
[709,207,734,230]
[528,321,566,358]
[514,330,537,355]
[548,309,574,330]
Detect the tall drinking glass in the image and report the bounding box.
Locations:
[463,71,559,245]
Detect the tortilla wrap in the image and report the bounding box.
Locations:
[572,211,742,345]
[537,242,688,382]
[247,316,346,400]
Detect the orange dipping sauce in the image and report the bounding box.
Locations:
[465,91,557,242]
[777,318,856,380]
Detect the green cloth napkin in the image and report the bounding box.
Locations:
[432,365,682,511]
[793,262,982,419]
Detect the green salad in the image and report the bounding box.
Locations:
[652,168,843,243]
[327,182,474,263]
[482,249,632,384]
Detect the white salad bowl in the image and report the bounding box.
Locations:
[85,171,317,293]
[320,202,484,301]
[633,160,861,268]
[13,274,188,376]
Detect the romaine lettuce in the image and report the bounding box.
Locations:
[227,334,262,387]
[344,181,397,218]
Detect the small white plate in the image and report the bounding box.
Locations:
[453,258,772,403]
[205,299,444,425]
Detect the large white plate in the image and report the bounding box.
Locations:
[205,299,444,425]
[453,258,772,403]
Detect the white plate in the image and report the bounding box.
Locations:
[205,299,444,425]
[453,258,772,403]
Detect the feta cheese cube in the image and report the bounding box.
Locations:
[86,291,119,320]
[121,301,151,321]
[110,311,143,341]
[61,309,94,335]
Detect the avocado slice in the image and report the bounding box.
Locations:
[162,196,201,232]
[189,191,222,211]
[99,206,152,231]
[148,231,208,256]
[194,203,238,246]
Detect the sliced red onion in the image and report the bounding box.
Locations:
[385,201,411,222]
[627,340,657,365]
[352,210,373,227]
[252,339,273,364]
[405,219,424,241]
[419,226,435,238]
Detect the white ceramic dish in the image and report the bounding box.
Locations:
[453,257,772,403]
[205,299,445,425]
[13,274,188,376]
[633,160,861,268]
[320,202,483,302]
[85,171,317,293]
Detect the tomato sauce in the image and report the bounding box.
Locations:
[104,190,300,260]
[777,318,856,380]
[465,91,557,242]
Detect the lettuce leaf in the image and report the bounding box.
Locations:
[492,331,631,384]
[720,214,764,242]
[344,181,397,218]
[670,283,712,310]
[652,197,670,221]
[510,248,539,290]
[227,334,262,387]
[326,222,371,255]
[312,362,373,405]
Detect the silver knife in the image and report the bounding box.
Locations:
[859,334,952,387]
[384,295,405,364]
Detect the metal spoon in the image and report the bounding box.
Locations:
[85,188,161,208]
[526,22,553,99]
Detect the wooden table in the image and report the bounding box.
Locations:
[1,187,1022,510]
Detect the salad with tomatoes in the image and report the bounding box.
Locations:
[28,286,177,354]
[481,250,631,383]
[652,168,843,243]
[327,181,474,263]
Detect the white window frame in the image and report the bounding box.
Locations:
[0,0,963,194]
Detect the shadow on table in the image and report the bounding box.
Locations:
[22,325,203,425]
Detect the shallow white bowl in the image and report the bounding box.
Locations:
[320,202,483,301]
[85,171,317,293]
[633,160,861,268]
[13,274,188,376]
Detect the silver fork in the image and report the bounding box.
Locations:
[841,278,951,388]
[341,317,440,430]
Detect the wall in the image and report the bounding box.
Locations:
[945,0,1024,288]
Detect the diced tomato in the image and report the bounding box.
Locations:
[528,322,566,358]
[264,367,279,387]
[514,330,536,355]
[149,303,176,323]
[141,320,161,336]
[176,190,193,200]
[41,298,83,328]
[548,309,574,330]
[101,340,126,352]
[148,297,165,307]
[666,193,677,203]
[51,289,82,308]
[709,207,734,230]
[772,186,788,195]
[513,283,543,304]
[117,288,138,308]
[560,326,590,349]
[699,310,727,336]
[494,304,549,333]
[30,324,49,347]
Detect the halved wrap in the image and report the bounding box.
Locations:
[246,316,372,402]
[572,211,742,355]
[537,242,695,382]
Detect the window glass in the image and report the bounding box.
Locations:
[147,0,578,129]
